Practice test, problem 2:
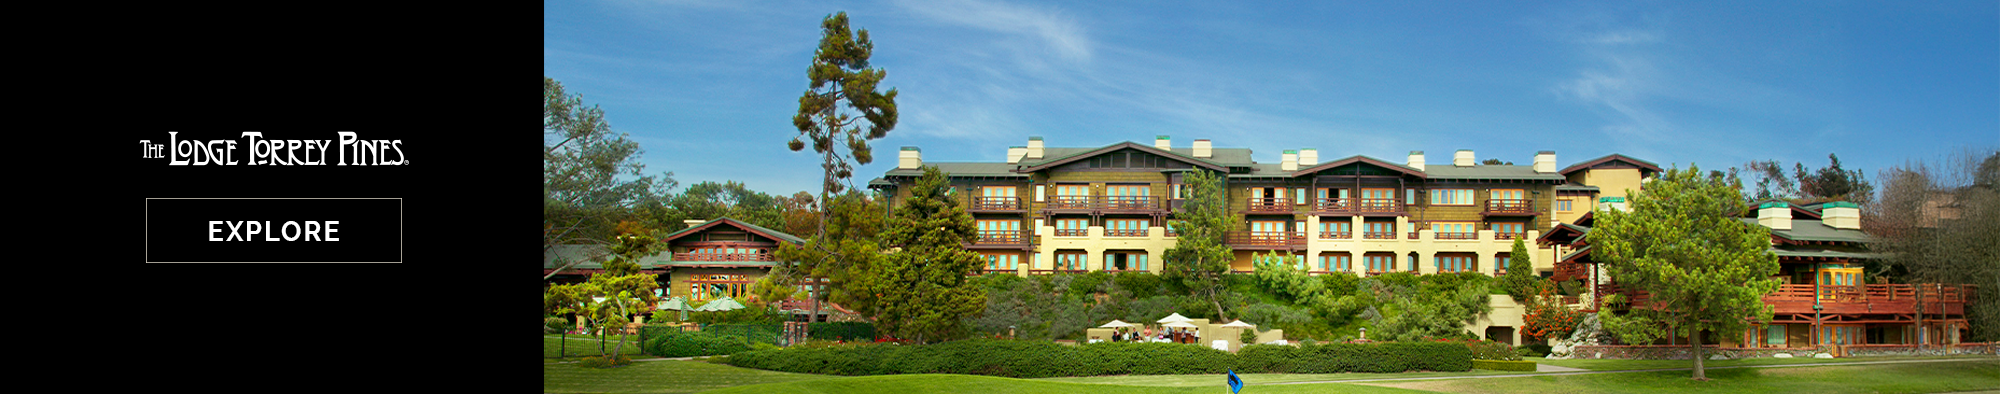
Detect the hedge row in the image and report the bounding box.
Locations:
[808,322,875,342]
[1471,359,1538,372]
[644,330,777,357]
[724,339,1470,378]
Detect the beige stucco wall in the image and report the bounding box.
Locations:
[1466,295,1526,346]
[1582,168,1646,200]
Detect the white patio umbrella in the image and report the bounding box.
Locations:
[1161,321,1198,328]
[1098,320,1136,329]
[1219,320,1256,329]
[1156,313,1193,324]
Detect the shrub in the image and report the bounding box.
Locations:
[578,355,632,368]
[1472,359,1538,371]
[808,322,875,341]
[725,339,1470,377]
[1462,340,1521,361]
[644,331,757,357]
[1516,344,1552,358]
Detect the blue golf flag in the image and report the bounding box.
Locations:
[1227,369,1243,393]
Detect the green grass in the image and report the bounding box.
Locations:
[1526,354,1994,371]
[544,360,831,393]
[1364,359,2000,394]
[704,374,1433,394]
[1038,369,1547,386]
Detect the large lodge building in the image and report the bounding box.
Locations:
[544,135,1975,348]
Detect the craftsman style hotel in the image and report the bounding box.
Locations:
[869,136,1648,277]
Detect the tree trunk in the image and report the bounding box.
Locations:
[613,331,628,360]
[1690,329,1707,381]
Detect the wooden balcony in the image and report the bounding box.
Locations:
[970,230,1029,248]
[1104,228,1148,237]
[1553,261,1589,281]
[1364,231,1398,240]
[1028,269,1089,275]
[1045,196,1161,212]
[1602,283,1977,316]
[1053,228,1088,237]
[1434,232,1477,240]
[1313,198,1405,215]
[1318,231,1351,239]
[1494,232,1525,240]
[1245,198,1294,213]
[673,251,776,262]
[967,196,1023,212]
[1225,231,1306,249]
[1483,199,1537,216]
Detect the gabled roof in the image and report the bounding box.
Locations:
[1737,217,1871,244]
[1290,155,1427,178]
[1015,141,1229,172]
[1422,164,1566,181]
[1560,154,1663,176]
[884,162,1027,178]
[1537,222,1592,247]
[660,217,807,245]
[544,244,613,269]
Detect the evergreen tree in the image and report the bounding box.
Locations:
[1162,169,1236,320]
[1593,164,1779,380]
[862,166,985,343]
[789,11,898,236]
[1498,238,1539,301]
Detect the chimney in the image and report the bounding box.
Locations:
[1007,146,1027,164]
[1193,139,1212,158]
[1026,136,1044,159]
[1534,151,1557,173]
[1454,149,1475,167]
[1821,201,1860,230]
[1299,148,1318,166]
[898,146,922,169]
[1281,150,1299,171]
[683,219,707,228]
[1407,151,1426,171]
[1155,135,1172,151]
[1757,202,1792,230]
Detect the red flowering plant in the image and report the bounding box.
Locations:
[1521,280,1584,341]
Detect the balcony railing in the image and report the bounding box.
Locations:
[1602,283,1979,314]
[673,252,776,262]
[1245,198,1294,213]
[1495,232,1525,240]
[1315,198,1404,214]
[1225,231,1306,247]
[968,196,1022,211]
[1485,199,1536,214]
[1028,269,1089,275]
[1046,195,1161,211]
[1364,231,1397,240]
[1053,228,1088,237]
[1104,228,1148,237]
[1319,231,1351,239]
[1435,232,1477,240]
[973,230,1028,245]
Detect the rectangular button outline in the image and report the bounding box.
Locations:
[145,198,403,263]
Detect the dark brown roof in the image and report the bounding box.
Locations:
[1560,154,1663,176]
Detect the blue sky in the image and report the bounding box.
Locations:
[545,0,1998,196]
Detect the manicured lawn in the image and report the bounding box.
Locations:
[704,374,1432,394]
[1363,359,2000,394]
[544,360,831,393]
[1526,354,1994,371]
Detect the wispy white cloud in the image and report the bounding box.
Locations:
[891,0,1092,63]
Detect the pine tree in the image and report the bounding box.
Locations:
[1162,169,1236,320]
[862,166,985,343]
[1593,164,1779,380]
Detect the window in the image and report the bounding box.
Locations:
[1436,255,1475,273]
[1491,222,1524,235]
[977,220,1022,243]
[1294,188,1307,205]
[1319,221,1352,238]
[1366,255,1396,273]
[1433,189,1474,205]
[1055,184,1090,196]
[1494,255,1511,275]
[1056,218,1090,236]
[1105,219,1148,236]
[981,186,1016,197]
[1251,220,1288,234]
[1433,221,1477,239]
[1055,252,1087,271]
[1491,189,1524,200]
[1320,254,1352,272]
[1365,221,1396,239]
[1106,184,1149,197]
[1555,199,1574,212]
[1110,253,1148,271]
[1172,184,1183,199]
[981,253,1019,271]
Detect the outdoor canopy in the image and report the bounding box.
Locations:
[693,296,746,312]
[1156,313,1193,324]
[1219,320,1255,328]
[1098,320,1136,329]
[1162,321,1199,328]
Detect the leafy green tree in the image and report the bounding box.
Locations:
[543,233,664,359]
[544,77,676,265]
[789,11,898,236]
[863,166,985,343]
[1498,238,1538,301]
[1369,272,1493,341]
[1163,169,1236,320]
[1593,164,1779,380]
[760,191,886,320]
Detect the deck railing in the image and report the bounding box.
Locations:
[973,230,1028,245]
[1245,198,1293,213]
[673,251,776,262]
[1046,195,1160,211]
[968,196,1022,211]
[1485,199,1535,214]
[1313,198,1404,213]
[1225,231,1306,247]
